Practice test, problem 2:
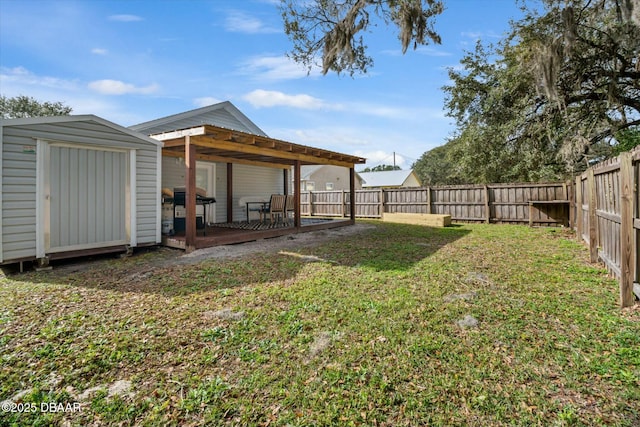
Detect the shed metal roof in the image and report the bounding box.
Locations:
[0,114,163,146]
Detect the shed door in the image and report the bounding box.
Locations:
[47,146,129,253]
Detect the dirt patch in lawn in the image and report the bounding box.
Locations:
[17,223,375,278]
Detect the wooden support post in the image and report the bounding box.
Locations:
[341,189,346,218]
[283,168,289,196]
[379,188,384,218]
[575,175,583,241]
[226,163,233,224]
[484,185,491,224]
[426,186,432,214]
[529,202,534,227]
[568,180,575,230]
[185,136,196,252]
[587,168,598,263]
[294,161,301,228]
[350,167,356,223]
[619,152,635,307]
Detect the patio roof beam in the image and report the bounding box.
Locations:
[153,126,207,141]
[191,135,356,168]
[153,124,366,166]
[162,148,290,169]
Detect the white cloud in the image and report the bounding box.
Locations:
[238,55,316,81]
[193,96,223,107]
[108,14,143,22]
[267,124,437,167]
[243,89,335,110]
[0,66,80,91]
[88,79,159,95]
[241,88,442,122]
[224,10,279,34]
[268,126,373,150]
[91,48,108,55]
[351,102,407,119]
[460,30,502,40]
[382,46,452,57]
[415,46,453,57]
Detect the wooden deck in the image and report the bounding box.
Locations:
[162,218,353,250]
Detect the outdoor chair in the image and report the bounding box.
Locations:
[285,195,295,223]
[261,194,286,223]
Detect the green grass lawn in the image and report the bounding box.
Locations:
[1,222,638,426]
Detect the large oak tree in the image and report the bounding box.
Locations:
[416,0,639,184]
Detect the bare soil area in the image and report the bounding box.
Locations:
[3,223,377,277]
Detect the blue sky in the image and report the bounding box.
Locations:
[0,0,526,169]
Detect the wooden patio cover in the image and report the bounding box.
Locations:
[152,124,366,251]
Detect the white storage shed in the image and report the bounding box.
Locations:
[0,115,162,267]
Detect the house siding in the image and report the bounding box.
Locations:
[232,164,285,222]
[161,158,284,223]
[301,165,361,191]
[162,157,227,223]
[1,118,160,263]
[403,173,422,188]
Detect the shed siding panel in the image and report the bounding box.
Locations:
[2,127,38,261]
[136,148,160,244]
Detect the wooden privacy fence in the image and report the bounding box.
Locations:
[301,182,570,226]
[575,147,639,307]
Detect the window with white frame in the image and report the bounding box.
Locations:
[325,182,334,190]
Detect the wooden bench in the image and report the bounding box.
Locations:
[383,212,452,227]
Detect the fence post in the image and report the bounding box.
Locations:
[379,188,384,218]
[308,191,313,217]
[575,175,583,241]
[484,185,491,224]
[619,152,635,307]
[426,186,432,214]
[587,169,599,263]
[341,190,346,218]
[567,180,574,229]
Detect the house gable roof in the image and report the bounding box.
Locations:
[129,101,267,136]
[359,169,421,188]
[300,165,325,180]
[301,164,364,183]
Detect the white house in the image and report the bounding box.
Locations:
[299,165,364,192]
